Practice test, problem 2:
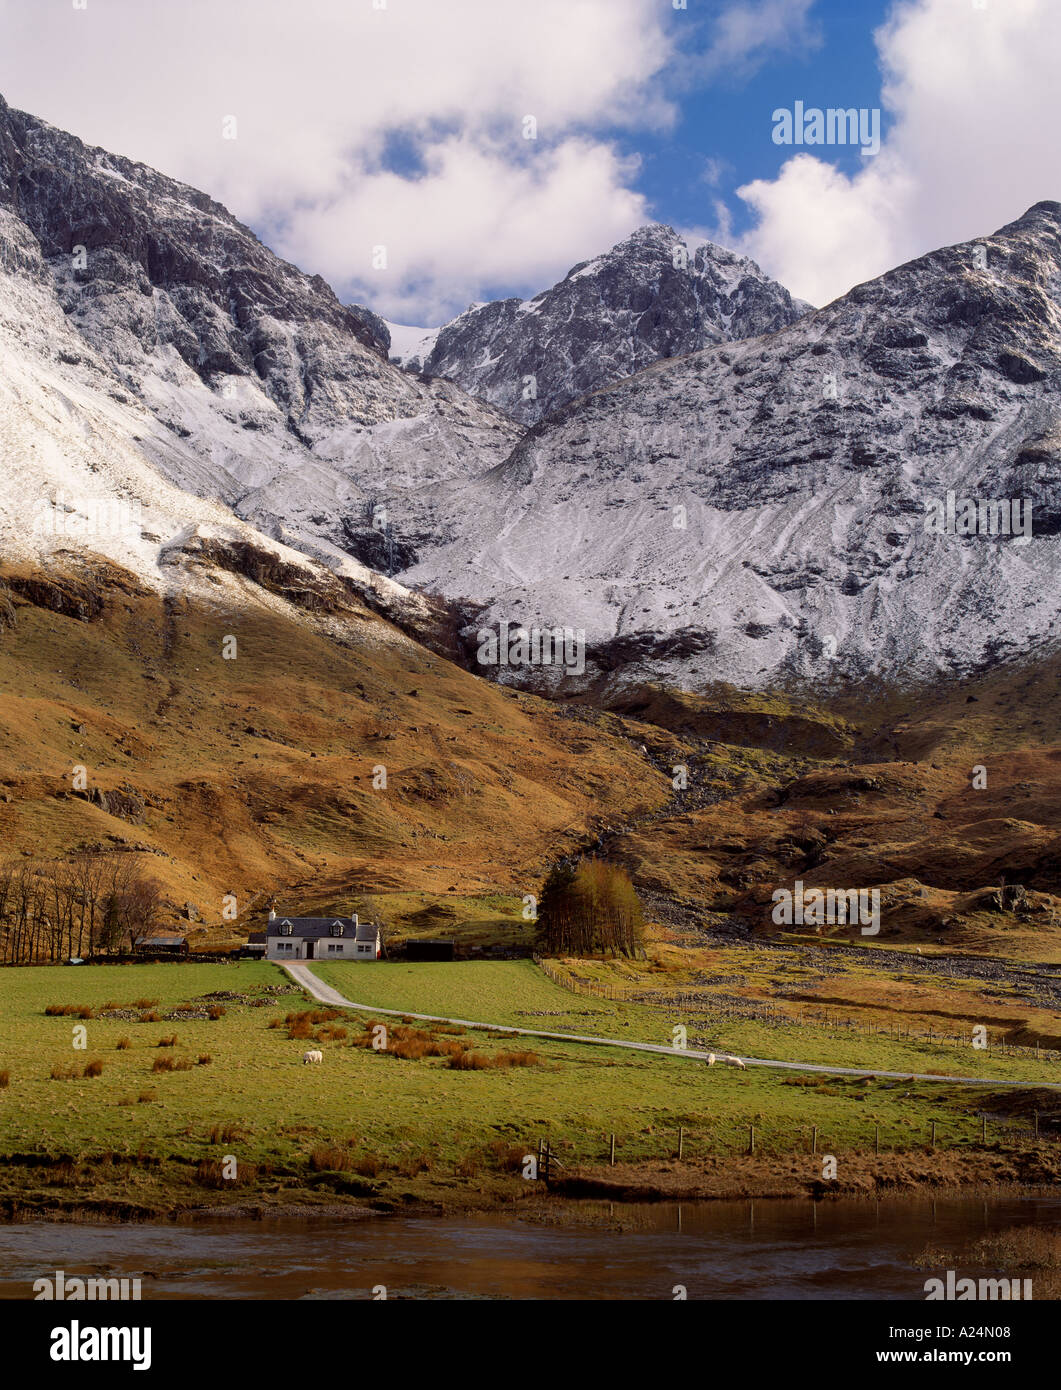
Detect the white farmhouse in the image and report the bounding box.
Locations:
[258,909,381,961]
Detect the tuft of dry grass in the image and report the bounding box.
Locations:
[208,1123,246,1144]
[196,1053,212,1066]
[156,1035,177,1048]
[131,998,158,1010]
[49,1062,81,1080]
[0,1070,8,1088]
[137,1089,156,1103]
[82,1059,104,1078]
[353,1154,383,1178]
[151,1055,192,1073]
[115,1036,132,1050]
[138,1011,161,1023]
[207,1004,225,1020]
[309,1144,353,1172]
[196,1158,257,1189]
[448,1050,491,1070]
[44,1004,94,1018]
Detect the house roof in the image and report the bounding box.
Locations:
[354,921,379,942]
[134,936,187,947]
[267,916,360,939]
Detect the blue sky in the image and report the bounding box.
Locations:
[0,0,1055,324]
[634,0,893,245]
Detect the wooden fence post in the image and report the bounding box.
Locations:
[748,1125,755,1155]
[931,1121,936,1149]
[609,1132,616,1166]
[678,1127,684,1161]
[812,1126,817,1155]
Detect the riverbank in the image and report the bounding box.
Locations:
[2,1144,1059,1224]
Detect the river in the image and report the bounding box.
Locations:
[0,1194,1056,1300]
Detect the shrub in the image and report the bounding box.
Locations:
[208,1123,246,1144]
[115,1037,132,1050]
[156,1035,177,1048]
[315,1024,346,1041]
[196,1158,257,1189]
[397,1152,434,1178]
[83,1059,104,1078]
[309,1145,353,1172]
[448,1050,491,1070]
[495,1050,541,1068]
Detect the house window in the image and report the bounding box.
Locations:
[275,941,293,953]
[357,944,370,954]
[327,943,343,954]
[280,922,292,936]
[330,921,344,937]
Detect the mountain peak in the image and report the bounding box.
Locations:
[417,225,808,423]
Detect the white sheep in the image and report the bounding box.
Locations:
[302,1049,323,1065]
[706,1053,716,1066]
[724,1054,746,1070]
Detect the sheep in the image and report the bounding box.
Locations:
[706,1053,716,1066]
[302,1049,323,1065]
[723,1054,746,1070]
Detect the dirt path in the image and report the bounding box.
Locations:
[282,961,1061,1090]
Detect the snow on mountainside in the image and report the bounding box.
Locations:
[399,202,1061,691]
[0,202,443,640]
[0,94,519,581]
[385,321,441,373]
[416,225,811,424]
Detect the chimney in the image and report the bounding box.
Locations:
[268,907,276,922]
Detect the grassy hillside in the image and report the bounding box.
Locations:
[0,961,1057,1218]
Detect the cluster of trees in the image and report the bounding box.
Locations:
[535,859,645,957]
[0,854,164,964]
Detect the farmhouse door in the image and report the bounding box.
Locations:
[305,941,314,959]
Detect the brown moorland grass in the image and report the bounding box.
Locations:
[115,1036,131,1050]
[0,1070,9,1088]
[82,1059,104,1078]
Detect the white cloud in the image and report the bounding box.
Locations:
[0,0,674,319]
[683,0,821,83]
[735,0,1061,306]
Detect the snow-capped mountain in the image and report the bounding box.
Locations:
[413,225,811,424]
[0,94,519,584]
[399,203,1061,690]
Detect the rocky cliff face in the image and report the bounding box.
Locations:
[399,203,1061,690]
[416,224,810,423]
[0,94,519,577]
